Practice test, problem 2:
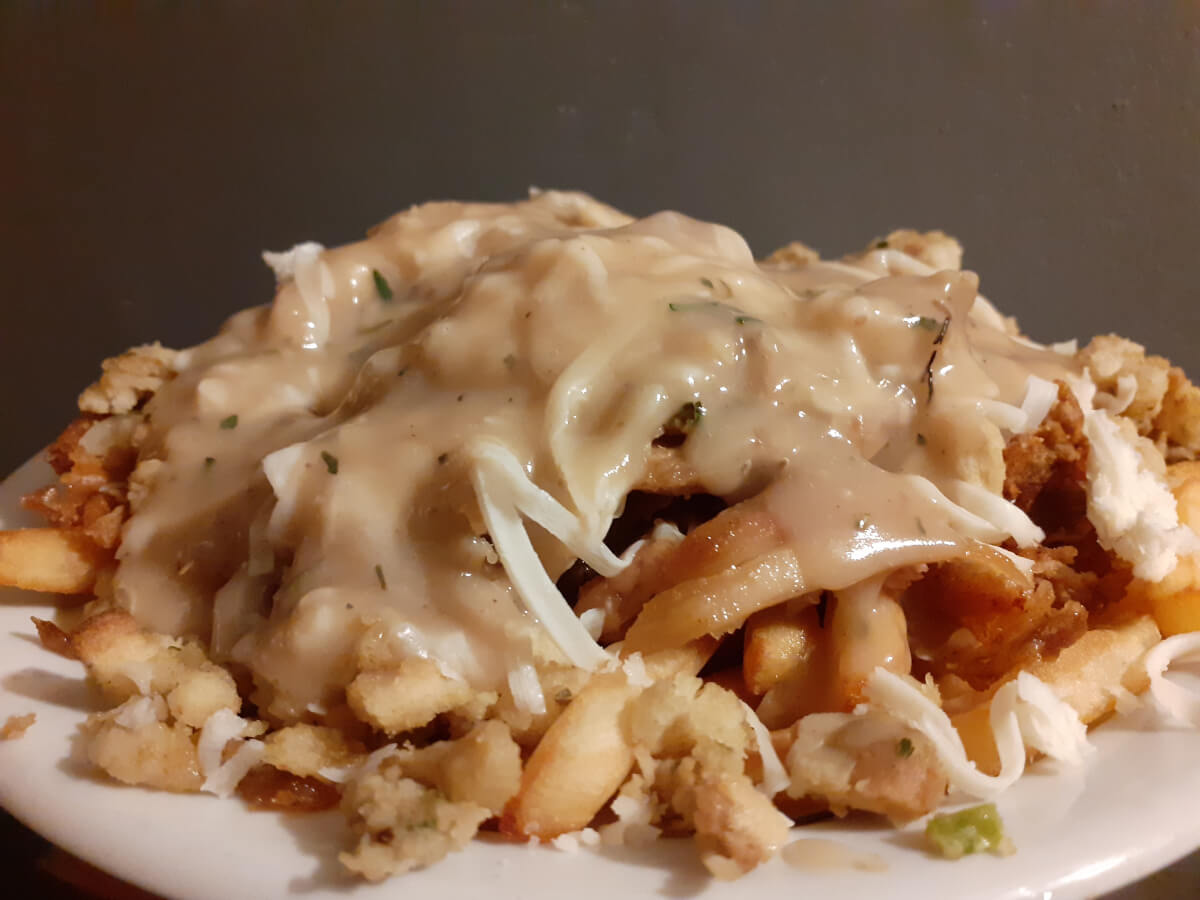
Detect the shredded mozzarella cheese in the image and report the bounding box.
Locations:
[1143,632,1200,727]
[739,700,790,798]
[865,668,1091,800]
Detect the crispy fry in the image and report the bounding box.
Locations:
[623,549,806,655]
[0,528,109,594]
[953,616,1160,774]
[743,599,821,696]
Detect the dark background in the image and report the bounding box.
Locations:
[1,2,1198,897]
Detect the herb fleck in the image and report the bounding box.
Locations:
[219,414,238,430]
[204,456,216,469]
[372,269,394,301]
[874,239,889,249]
[437,452,449,465]
[320,450,339,475]
[667,401,706,432]
[916,433,927,446]
[555,687,573,703]
[896,737,914,758]
[916,517,927,535]
[700,277,715,289]
[374,564,387,590]
[735,314,762,326]
[905,315,941,332]
[502,353,517,369]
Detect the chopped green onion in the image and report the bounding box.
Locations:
[372,269,394,301]
[896,737,914,758]
[700,277,714,289]
[219,414,238,430]
[374,564,387,590]
[321,450,339,475]
[925,803,1014,860]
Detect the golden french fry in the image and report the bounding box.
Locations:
[623,549,805,655]
[953,615,1160,774]
[743,601,821,696]
[501,641,713,839]
[0,528,108,594]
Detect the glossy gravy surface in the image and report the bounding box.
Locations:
[111,191,1077,713]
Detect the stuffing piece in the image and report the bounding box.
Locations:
[391,720,522,815]
[69,609,239,727]
[1080,335,1200,459]
[693,769,792,880]
[1157,367,1200,459]
[876,229,963,271]
[86,715,203,792]
[624,674,750,763]
[0,713,36,739]
[783,711,948,823]
[346,658,477,736]
[339,771,490,881]
[1080,336,1171,430]
[763,241,820,268]
[77,343,178,415]
[263,723,365,778]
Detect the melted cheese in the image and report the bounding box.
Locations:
[110,191,1109,712]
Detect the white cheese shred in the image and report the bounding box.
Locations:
[739,700,790,798]
[1143,632,1200,727]
[865,668,1091,800]
[469,439,618,670]
[1069,375,1200,581]
[198,707,264,797]
[1018,374,1060,433]
[507,662,548,716]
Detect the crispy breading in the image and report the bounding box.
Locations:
[1080,335,1171,430]
[77,343,178,415]
[1157,366,1200,459]
[339,772,490,881]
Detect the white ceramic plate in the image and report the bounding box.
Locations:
[3,454,1200,900]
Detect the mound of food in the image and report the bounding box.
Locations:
[6,190,1200,881]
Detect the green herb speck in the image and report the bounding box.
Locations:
[374,564,387,590]
[219,414,238,430]
[372,269,394,301]
[916,433,927,446]
[906,315,941,332]
[735,315,762,326]
[320,450,339,475]
[896,737,914,758]
[204,456,215,469]
[700,277,714,289]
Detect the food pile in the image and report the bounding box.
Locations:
[4,191,1200,881]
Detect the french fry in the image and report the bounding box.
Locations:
[501,640,714,838]
[0,528,108,594]
[743,600,821,696]
[623,549,805,654]
[953,615,1160,774]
